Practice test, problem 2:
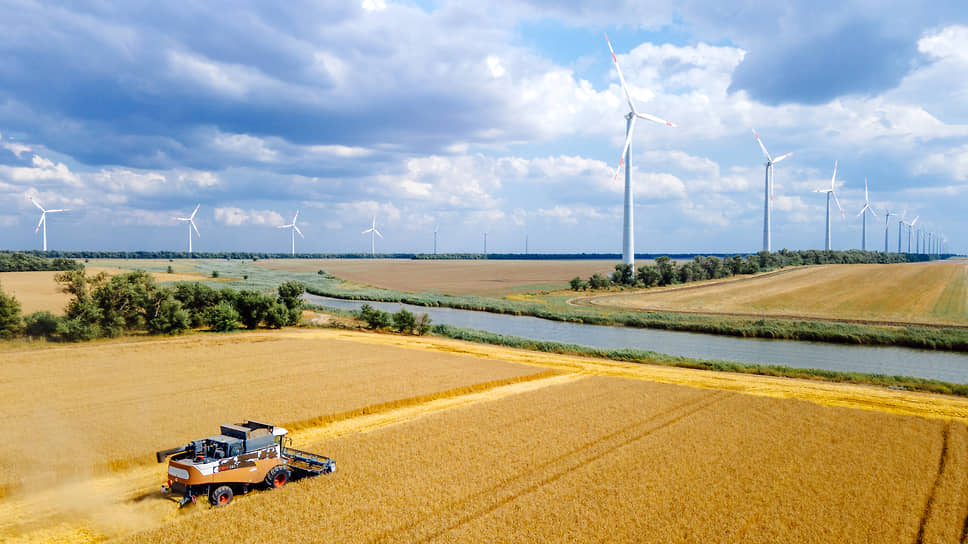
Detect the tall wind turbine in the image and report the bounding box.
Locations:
[856,178,878,251]
[606,33,679,267]
[904,215,918,253]
[813,161,844,250]
[433,224,438,256]
[277,210,304,256]
[28,196,70,251]
[172,204,201,253]
[752,128,793,252]
[883,210,897,253]
[361,216,382,257]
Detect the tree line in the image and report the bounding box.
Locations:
[571,249,923,290]
[0,271,306,341]
[0,252,83,272]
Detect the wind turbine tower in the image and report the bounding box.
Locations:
[172,204,201,253]
[28,196,70,252]
[277,210,304,256]
[433,224,438,256]
[813,161,844,250]
[883,210,896,253]
[856,178,877,251]
[752,128,793,252]
[361,216,383,257]
[905,216,918,253]
[483,232,487,256]
[896,211,906,253]
[606,34,679,268]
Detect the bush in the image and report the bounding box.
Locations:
[588,273,610,290]
[392,308,417,333]
[147,294,191,335]
[57,316,100,341]
[416,313,432,335]
[264,302,292,329]
[167,265,174,274]
[206,301,240,332]
[24,311,60,338]
[235,290,274,329]
[359,304,391,329]
[0,286,22,339]
[569,276,588,291]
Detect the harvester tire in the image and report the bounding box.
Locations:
[266,465,291,489]
[210,485,233,506]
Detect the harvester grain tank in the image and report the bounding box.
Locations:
[156,420,335,507]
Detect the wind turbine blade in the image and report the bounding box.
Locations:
[857,204,869,218]
[362,228,373,235]
[35,213,45,232]
[46,209,69,213]
[294,225,304,238]
[610,116,637,182]
[191,220,201,238]
[28,196,45,212]
[751,128,772,161]
[910,216,919,227]
[605,33,637,113]
[277,224,292,229]
[293,210,299,223]
[864,178,870,202]
[374,229,383,239]
[830,160,838,189]
[634,111,678,128]
[189,204,200,220]
[832,191,844,218]
[773,151,793,164]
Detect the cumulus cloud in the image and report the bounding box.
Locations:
[213,207,285,227]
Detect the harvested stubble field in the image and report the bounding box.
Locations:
[577,260,968,325]
[256,258,617,296]
[5,329,968,543]
[0,268,207,315]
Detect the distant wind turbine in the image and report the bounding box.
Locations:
[856,178,878,251]
[883,210,897,253]
[606,33,679,268]
[277,210,304,256]
[751,128,793,252]
[361,216,382,257]
[896,210,906,253]
[172,204,201,253]
[904,215,918,253]
[433,224,438,256]
[28,196,70,251]
[813,161,844,250]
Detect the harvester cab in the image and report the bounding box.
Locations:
[157,420,335,507]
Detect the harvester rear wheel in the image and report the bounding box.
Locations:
[209,485,233,506]
[265,465,291,489]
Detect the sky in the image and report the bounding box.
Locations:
[0,0,966,255]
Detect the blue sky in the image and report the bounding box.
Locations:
[1,0,966,254]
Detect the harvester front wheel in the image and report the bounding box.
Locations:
[265,465,291,489]
[209,485,233,506]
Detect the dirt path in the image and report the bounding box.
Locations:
[5,328,968,542]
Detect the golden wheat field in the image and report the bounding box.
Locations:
[256,258,617,295]
[0,268,207,315]
[4,329,968,542]
[578,260,968,325]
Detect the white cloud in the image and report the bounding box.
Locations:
[213,132,278,162]
[213,207,285,227]
[361,0,387,11]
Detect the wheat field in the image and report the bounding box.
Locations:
[580,261,968,325]
[3,329,968,543]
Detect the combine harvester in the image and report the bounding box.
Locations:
[156,420,335,507]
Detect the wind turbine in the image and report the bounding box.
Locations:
[813,161,844,250]
[896,210,906,253]
[606,33,679,267]
[904,215,918,253]
[433,224,438,256]
[277,210,304,256]
[361,216,382,257]
[856,178,878,251]
[883,210,897,253]
[28,196,70,251]
[172,204,201,253]
[752,128,793,252]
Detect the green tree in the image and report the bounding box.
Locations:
[0,284,22,339]
[147,293,191,335]
[636,265,660,287]
[416,313,432,335]
[359,304,391,329]
[24,311,60,338]
[92,270,155,337]
[613,263,635,286]
[392,308,417,333]
[264,302,292,329]
[234,290,274,329]
[569,276,588,291]
[588,273,610,290]
[206,301,240,332]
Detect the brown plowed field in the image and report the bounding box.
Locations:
[256,258,617,295]
[575,260,968,325]
[3,329,968,543]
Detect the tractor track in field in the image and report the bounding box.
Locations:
[371,390,732,543]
